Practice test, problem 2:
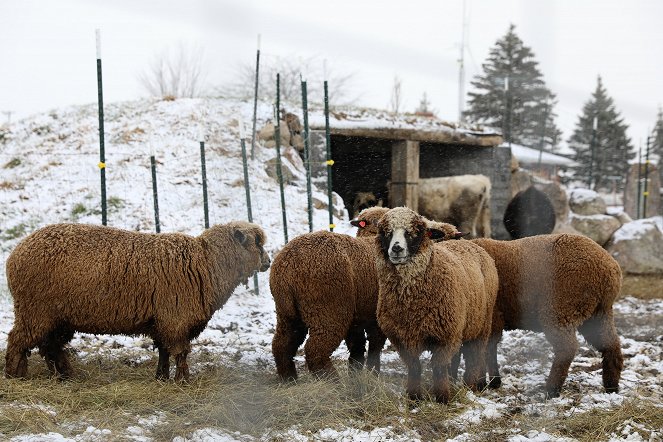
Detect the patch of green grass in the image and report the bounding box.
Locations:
[0,223,28,241]
[71,203,87,218]
[107,196,125,212]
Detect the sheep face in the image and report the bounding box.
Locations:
[230,224,271,273]
[377,207,427,265]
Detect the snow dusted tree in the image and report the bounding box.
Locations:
[464,24,562,150]
[567,76,635,191]
[139,43,208,99]
[220,54,357,106]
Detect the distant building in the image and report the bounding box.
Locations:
[504,142,577,182]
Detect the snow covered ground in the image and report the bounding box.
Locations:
[0,98,661,441]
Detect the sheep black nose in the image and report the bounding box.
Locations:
[391,243,404,253]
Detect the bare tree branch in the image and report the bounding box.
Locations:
[138,43,208,99]
[218,54,360,106]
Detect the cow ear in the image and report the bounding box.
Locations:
[350,219,368,229]
[427,228,446,241]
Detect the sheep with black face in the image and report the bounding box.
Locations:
[374,207,498,403]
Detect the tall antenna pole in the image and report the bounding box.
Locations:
[458,0,467,123]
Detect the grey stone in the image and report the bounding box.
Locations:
[606,218,663,274]
[568,188,607,216]
[569,213,621,246]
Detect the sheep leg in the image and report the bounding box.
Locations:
[345,324,366,372]
[304,325,344,379]
[154,340,170,380]
[461,339,488,392]
[38,327,74,379]
[365,322,387,373]
[403,353,424,402]
[543,325,578,398]
[5,327,32,378]
[487,310,505,388]
[449,350,461,381]
[578,311,623,393]
[486,332,503,389]
[173,343,192,382]
[272,316,307,381]
[430,345,457,404]
[389,337,423,400]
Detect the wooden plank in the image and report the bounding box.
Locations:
[390,140,419,211]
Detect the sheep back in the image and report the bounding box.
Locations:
[270,231,377,325]
[472,233,622,331]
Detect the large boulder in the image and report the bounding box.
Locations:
[568,188,607,216]
[534,180,569,225]
[606,218,663,274]
[312,192,346,220]
[510,168,532,197]
[264,145,306,184]
[569,213,621,246]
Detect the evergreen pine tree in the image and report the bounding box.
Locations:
[464,24,562,150]
[652,106,663,185]
[415,92,434,115]
[567,76,635,191]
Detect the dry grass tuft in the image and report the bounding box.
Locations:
[0,351,472,440]
[2,348,659,440]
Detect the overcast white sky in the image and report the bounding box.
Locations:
[1,0,661,151]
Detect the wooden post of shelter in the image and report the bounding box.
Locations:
[389,140,419,211]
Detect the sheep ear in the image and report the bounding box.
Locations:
[427,228,447,241]
[233,228,249,246]
[350,219,368,229]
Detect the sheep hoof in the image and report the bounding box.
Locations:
[407,391,425,403]
[279,375,298,383]
[434,393,450,404]
[605,386,619,394]
[474,380,488,392]
[545,388,561,399]
[488,376,502,389]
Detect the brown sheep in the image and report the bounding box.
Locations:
[270,223,387,380]
[5,222,270,381]
[470,234,624,398]
[374,207,498,403]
